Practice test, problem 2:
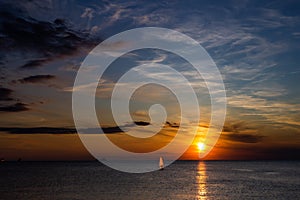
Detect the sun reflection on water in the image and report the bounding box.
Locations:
[197,161,207,200]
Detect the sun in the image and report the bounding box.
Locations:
[197,142,205,151]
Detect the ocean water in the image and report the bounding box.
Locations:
[1,161,300,200]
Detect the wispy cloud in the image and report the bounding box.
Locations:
[0,126,123,134]
[136,54,167,65]
[0,127,76,134]
[0,87,14,101]
[245,8,297,29]
[227,93,300,126]
[134,13,170,26]
[17,75,56,84]
[221,121,264,143]
[81,7,95,29]
[0,87,30,112]
[252,90,285,97]
[222,133,264,143]
[20,59,48,69]
[0,103,29,112]
[81,8,94,19]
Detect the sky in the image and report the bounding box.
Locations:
[0,0,300,161]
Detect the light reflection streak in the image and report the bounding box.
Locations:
[197,161,207,200]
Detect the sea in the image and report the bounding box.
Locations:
[1,161,299,200]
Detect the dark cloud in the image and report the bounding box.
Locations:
[134,121,150,126]
[18,75,55,84]
[1,120,179,134]
[165,121,180,128]
[222,121,254,133]
[222,133,264,143]
[0,127,76,134]
[0,2,100,69]
[79,126,124,134]
[20,59,48,69]
[0,126,124,134]
[221,121,264,143]
[0,87,13,101]
[102,126,123,133]
[0,87,29,112]
[0,121,155,134]
[0,103,29,112]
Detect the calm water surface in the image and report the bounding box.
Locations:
[1,161,299,200]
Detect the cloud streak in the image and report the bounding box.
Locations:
[222,133,264,143]
[0,103,29,112]
[0,127,76,134]
[0,87,14,101]
[227,94,300,126]
[17,75,56,84]
[0,87,29,112]
[0,126,123,134]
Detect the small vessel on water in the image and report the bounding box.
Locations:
[159,156,164,170]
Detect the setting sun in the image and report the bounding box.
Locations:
[197,142,205,151]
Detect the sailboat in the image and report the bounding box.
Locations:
[159,156,164,170]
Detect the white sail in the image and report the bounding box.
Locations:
[159,156,164,170]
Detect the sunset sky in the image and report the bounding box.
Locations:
[1,0,300,161]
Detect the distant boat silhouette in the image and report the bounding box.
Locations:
[159,156,164,170]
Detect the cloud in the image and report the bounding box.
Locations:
[169,4,291,86]
[0,126,124,134]
[221,64,271,81]
[76,121,155,134]
[165,121,180,128]
[90,25,100,34]
[134,121,150,126]
[133,110,149,118]
[136,54,167,65]
[81,8,95,29]
[222,133,264,143]
[0,87,30,112]
[292,32,300,38]
[17,75,56,84]
[76,121,176,134]
[0,3,100,69]
[0,127,76,134]
[20,59,48,69]
[134,13,170,26]
[252,90,285,97]
[0,103,29,112]
[0,87,14,101]
[79,126,123,134]
[227,93,300,126]
[81,8,94,19]
[245,8,296,29]
[102,126,123,133]
[222,121,254,133]
[221,121,264,143]
[59,62,81,72]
